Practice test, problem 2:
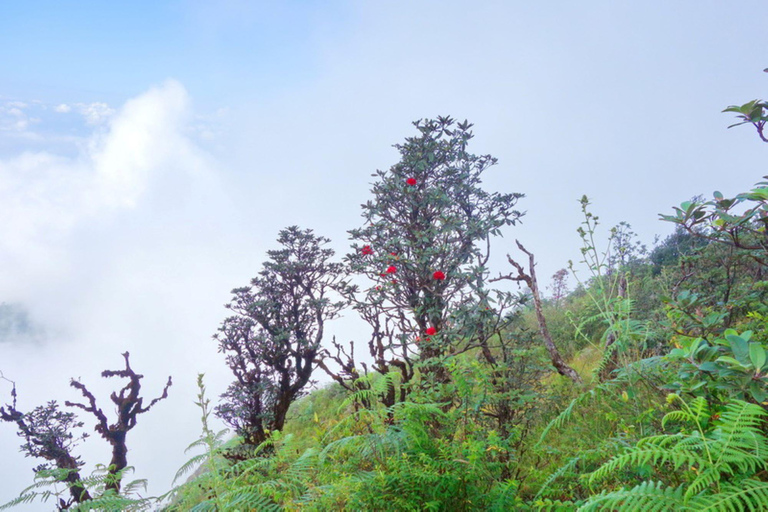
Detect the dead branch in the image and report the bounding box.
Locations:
[491,240,582,384]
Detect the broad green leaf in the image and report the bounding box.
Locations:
[716,356,749,370]
[749,343,767,370]
[726,334,750,365]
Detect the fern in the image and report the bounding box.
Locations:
[580,480,689,511]
[1,465,155,511]
[534,457,581,501]
[581,397,768,511]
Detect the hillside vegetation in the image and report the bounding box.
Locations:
[4,100,768,510]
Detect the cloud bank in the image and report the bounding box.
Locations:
[0,80,242,504]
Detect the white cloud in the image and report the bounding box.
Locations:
[0,102,34,132]
[0,80,241,504]
[54,103,72,113]
[0,79,211,293]
[76,101,115,124]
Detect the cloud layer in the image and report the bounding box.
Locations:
[0,80,242,503]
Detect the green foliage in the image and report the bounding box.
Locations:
[569,197,651,380]
[667,328,768,404]
[660,176,768,267]
[1,466,153,511]
[165,374,280,511]
[582,396,768,511]
[723,97,768,142]
[8,115,760,511]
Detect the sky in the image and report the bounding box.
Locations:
[0,0,767,508]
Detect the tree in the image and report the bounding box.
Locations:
[215,226,347,447]
[1,354,170,507]
[549,268,570,307]
[66,352,172,493]
[335,116,523,396]
[0,372,91,508]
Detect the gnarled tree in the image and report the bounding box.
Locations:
[215,226,348,447]
[0,372,91,509]
[65,352,172,493]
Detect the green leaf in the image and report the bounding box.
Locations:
[715,356,749,370]
[698,361,720,372]
[750,381,768,403]
[749,343,767,370]
[726,334,750,365]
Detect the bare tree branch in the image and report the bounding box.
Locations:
[491,240,582,384]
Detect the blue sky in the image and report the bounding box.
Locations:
[1,0,767,507]
[0,1,339,104]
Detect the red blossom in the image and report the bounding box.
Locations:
[406,178,417,186]
[425,327,437,336]
[361,245,373,255]
[433,271,445,280]
[386,265,397,274]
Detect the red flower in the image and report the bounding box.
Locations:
[391,280,398,285]
[433,271,445,280]
[406,178,417,186]
[361,245,373,255]
[386,265,397,274]
[425,327,437,336]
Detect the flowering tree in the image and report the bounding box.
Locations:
[329,116,523,397]
[215,226,348,446]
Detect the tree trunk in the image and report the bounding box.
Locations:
[496,241,582,384]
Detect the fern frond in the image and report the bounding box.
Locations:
[580,481,688,512]
[173,453,209,484]
[122,478,148,495]
[219,485,280,511]
[587,444,705,484]
[534,457,580,500]
[0,493,37,510]
[694,479,768,511]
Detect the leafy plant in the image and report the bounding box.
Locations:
[724,98,768,143]
[668,328,768,404]
[165,374,279,511]
[582,396,768,511]
[1,465,153,511]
